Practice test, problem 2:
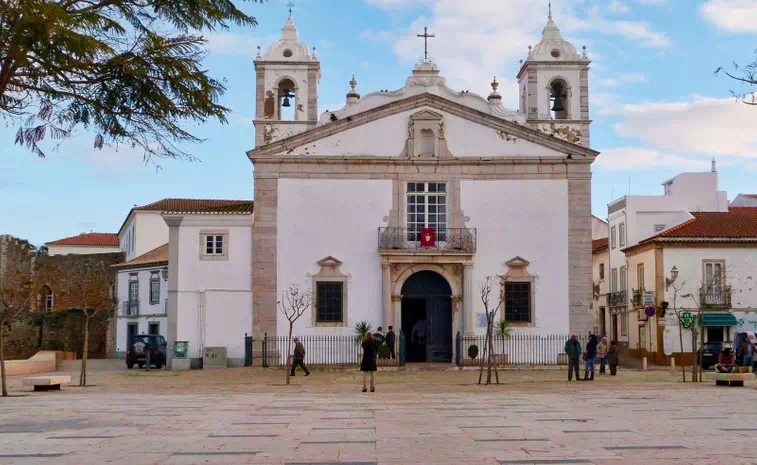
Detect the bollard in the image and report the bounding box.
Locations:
[670,357,676,370]
[642,357,647,371]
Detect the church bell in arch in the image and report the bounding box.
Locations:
[551,82,566,113]
[281,88,293,107]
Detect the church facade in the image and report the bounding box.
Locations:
[247,13,598,363]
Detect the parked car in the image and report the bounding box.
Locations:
[126,334,167,369]
[698,341,724,369]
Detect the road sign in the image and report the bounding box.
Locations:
[643,291,655,306]
[645,306,656,317]
[681,312,694,329]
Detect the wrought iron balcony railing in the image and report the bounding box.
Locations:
[608,290,627,307]
[700,286,731,308]
[378,227,477,253]
[120,300,139,317]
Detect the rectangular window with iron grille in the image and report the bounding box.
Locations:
[407,182,447,242]
[128,280,139,316]
[504,282,531,323]
[150,273,160,305]
[316,282,343,323]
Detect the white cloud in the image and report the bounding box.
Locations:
[636,0,666,5]
[598,73,648,87]
[362,0,670,105]
[204,32,276,57]
[701,0,757,33]
[608,96,757,158]
[607,1,631,14]
[594,147,712,171]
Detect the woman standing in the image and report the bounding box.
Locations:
[361,333,379,392]
[597,337,608,375]
[584,334,598,381]
[608,340,620,376]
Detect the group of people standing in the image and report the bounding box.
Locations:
[290,326,397,393]
[564,333,620,381]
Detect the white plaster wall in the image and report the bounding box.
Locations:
[114,267,169,353]
[277,179,393,336]
[461,179,570,335]
[663,247,757,311]
[288,107,564,158]
[173,216,253,362]
[592,217,608,240]
[119,215,136,260]
[135,213,169,259]
[47,245,121,256]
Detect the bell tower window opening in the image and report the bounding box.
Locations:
[549,79,569,120]
[278,79,296,121]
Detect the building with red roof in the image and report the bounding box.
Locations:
[46,232,121,256]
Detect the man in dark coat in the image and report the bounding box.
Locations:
[290,337,310,377]
[385,326,396,359]
[564,333,582,381]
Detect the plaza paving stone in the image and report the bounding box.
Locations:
[1,367,756,464]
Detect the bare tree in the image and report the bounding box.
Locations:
[278,284,312,386]
[0,261,34,396]
[36,257,116,386]
[668,280,688,382]
[715,51,757,106]
[477,277,504,385]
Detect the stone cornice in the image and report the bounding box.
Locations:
[246,92,600,161]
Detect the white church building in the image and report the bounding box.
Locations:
[165,11,599,367]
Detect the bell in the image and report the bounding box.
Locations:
[281,88,292,107]
[551,82,565,112]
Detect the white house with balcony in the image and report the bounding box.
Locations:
[112,244,169,357]
[240,12,598,367]
[620,207,757,365]
[606,167,729,350]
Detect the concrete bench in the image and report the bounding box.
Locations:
[23,376,71,391]
[706,372,753,387]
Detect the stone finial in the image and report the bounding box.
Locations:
[312,46,317,58]
[256,45,262,59]
[582,45,587,59]
[350,74,357,91]
[528,45,533,56]
[712,157,717,172]
[488,76,502,103]
[346,74,360,103]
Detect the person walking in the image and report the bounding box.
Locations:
[564,333,582,381]
[597,337,608,375]
[290,337,310,377]
[385,326,396,360]
[739,336,756,368]
[608,340,620,376]
[361,333,379,392]
[584,334,598,381]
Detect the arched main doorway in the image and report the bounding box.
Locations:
[401,270,452,363]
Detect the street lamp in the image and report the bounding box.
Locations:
[161,266,168,281]
[665,266,679,291]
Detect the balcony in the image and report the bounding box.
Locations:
[608,290,627,307]
[700,286,731,308]
[378,227,477,254]
[120,300,139,317]
[631,288,644,307]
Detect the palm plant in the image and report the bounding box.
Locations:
[496,320,513,364]
[354,321,373,346]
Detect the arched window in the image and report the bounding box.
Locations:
[277,79,296,121]
[41,285,54,312]
[549,79,569,120]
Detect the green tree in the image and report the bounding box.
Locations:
[0,0,264,162]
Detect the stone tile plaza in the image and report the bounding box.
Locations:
[2,368,756,464]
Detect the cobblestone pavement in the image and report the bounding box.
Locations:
[2,367,755,464]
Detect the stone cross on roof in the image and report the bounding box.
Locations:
[417,26,435,62]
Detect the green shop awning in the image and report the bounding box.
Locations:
[701,312,738,327]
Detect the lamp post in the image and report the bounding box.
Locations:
[665,266,678,291]
[161,266,168,281]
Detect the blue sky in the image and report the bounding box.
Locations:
[2,0,757,246]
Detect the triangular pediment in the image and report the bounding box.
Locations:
[317,256,342,267]
[247,93,598,161]
[505,256,530,267]
[410,109,443,121]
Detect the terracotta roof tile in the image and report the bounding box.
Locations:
[592,237,609,253]
[112,244,168,268]
[136,198,254,214]
[648,207,757,240]
[47,232,120,247]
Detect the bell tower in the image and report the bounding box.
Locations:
[516,8,591,148]
[253,14,320,146]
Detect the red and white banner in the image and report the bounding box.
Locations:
[420,228,436,247]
